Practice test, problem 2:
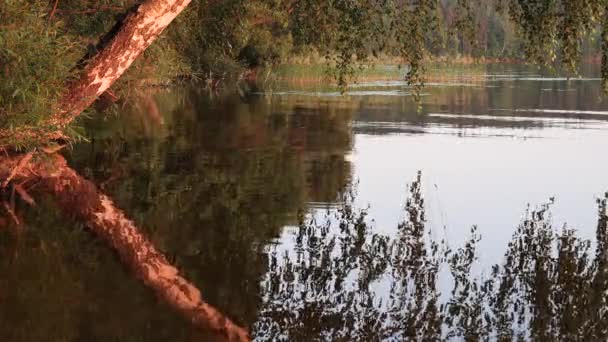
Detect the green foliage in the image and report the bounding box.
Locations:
[3,0,608,148]
[0,1,83,128]
[503,0,604,73]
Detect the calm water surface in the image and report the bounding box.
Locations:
[3,65,608,340]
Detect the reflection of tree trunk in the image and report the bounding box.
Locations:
[1,0,191,147]
[137,93,165,136]
[0,154,249,342]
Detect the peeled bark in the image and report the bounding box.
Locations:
[0,154,250,342]
[53,0,191,127]
[1,0,191,147]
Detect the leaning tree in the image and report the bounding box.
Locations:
[2,0,608,148]
[1,1,608,339]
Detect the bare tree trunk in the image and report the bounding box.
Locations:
[0,154,250,342]
[1,0,191,148]
[0,2,251,338]
[55,0,191,127]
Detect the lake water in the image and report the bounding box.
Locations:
[3,65,608,340]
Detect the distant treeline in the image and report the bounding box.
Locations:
[1,0,605,140]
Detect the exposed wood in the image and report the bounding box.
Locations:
[41,143,67,154]
[0,154,250,341]
[48,0,60,22]
[2,152,33,188]
[1,0,192,149]
[14,184,36,206]
[52,0,192,128]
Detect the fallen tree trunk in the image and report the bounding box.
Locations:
[0,154,250,341]
[1,0,191,148]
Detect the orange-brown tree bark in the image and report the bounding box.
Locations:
[54,0,191,127]
[1,0,192,148]
[0,2,252,338]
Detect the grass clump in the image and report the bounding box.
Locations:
[0,1,84,131]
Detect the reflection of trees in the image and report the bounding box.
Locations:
[347,66,608,134]
[0,89,353,340]
[66,90,354,327]
[255,173,608,341]
[0,200,200,341]
[0,153,249,341]
[11,88,608,340]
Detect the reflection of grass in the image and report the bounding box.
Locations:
[272,64,403,81]
[267,63,494,89]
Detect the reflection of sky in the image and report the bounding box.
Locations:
[272,113,608,317]
[271,119,608,315]
[261,71,608,337]
[274,70,608,267]
[351,124,608,266]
